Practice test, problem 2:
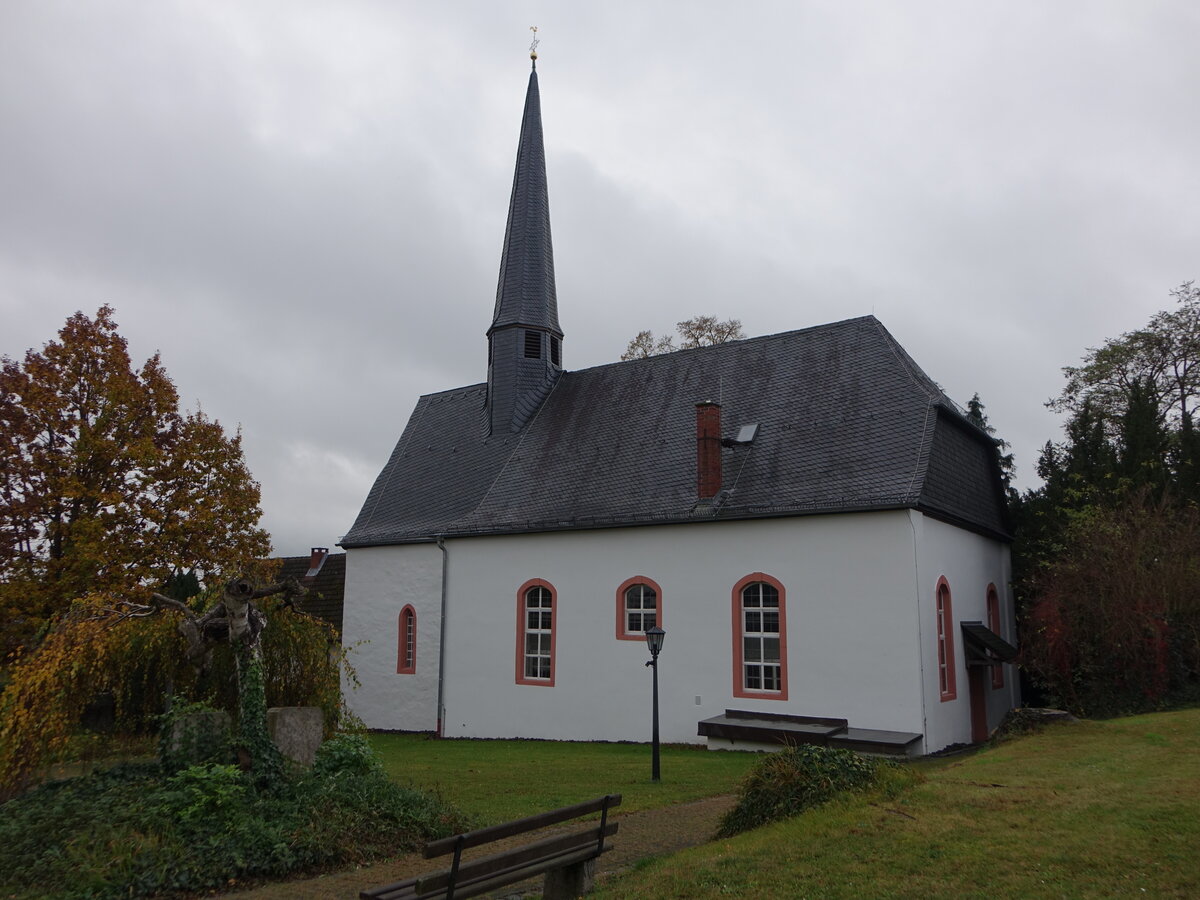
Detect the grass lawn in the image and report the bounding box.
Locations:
[369,733,760,822]
[592,708,1200,899]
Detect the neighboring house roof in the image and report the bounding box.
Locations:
[276,551,346,631]
[342,315,1011,548]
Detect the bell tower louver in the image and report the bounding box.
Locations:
[486,55,563,435]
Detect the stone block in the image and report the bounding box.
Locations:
[267,706,324,766]
[162,708,232,768]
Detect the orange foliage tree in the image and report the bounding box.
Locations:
[0,307,270,661]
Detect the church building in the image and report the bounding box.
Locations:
[339,57,1018,755]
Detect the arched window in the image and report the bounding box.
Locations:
[936,577,957,701]
[397,605,416,674]
[515,579,556,686]
[987,584,1004,689]
[615,576,662,640]
[732,573,788,700]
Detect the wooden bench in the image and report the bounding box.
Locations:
[360,794,621,900]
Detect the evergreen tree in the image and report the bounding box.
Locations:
[1118,377,1169,493]
[965,393,1017,502]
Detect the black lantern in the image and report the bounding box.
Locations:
[644,626,665,781]
[645,625,665,657]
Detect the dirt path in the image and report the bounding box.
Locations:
[220,794,735,899]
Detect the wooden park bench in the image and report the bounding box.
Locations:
[360,794,621,900]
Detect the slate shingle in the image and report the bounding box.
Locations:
[342,316,1011,547]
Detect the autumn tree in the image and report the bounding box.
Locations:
[621,315,745,360]
[0,307,270,660]
[1017,281,1200,712]
[1021,493,1200,716]
[1052,281,1200,434]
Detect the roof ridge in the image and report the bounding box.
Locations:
[563,315,882,378]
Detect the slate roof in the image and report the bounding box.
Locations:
[342,315,1011,547]
[489,63,561,339]
[276,552,345,632]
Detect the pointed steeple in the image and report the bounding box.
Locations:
[487,60,563,435]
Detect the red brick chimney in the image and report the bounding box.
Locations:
[696,401,722,500]
[304,547,329,581]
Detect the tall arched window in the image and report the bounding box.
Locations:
[615,576,663,640]
[397,605,416,674]
[732,573,788,700]
[936,577,957,701]
[987,584,1004,689]
[515,579,556,686]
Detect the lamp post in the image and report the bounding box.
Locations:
[644,626,665,782]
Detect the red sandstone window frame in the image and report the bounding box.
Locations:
[515,578,557,687]
[397,605,416,674]
[987,583,1004,689]
[615,576,663,641]
[731,573,789,701]
[936,576,957,701]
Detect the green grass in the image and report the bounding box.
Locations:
[369,734,759,822]
[592,708,1200,899]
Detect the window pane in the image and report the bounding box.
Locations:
[527,611,539,630]
[744,637,761,662]
[628,612,642,632]
[745,665,761,689]
[539,611,552,629]
[643,612,656,629]
[762,637,780,663]
[525,658,539,678]
[760,584,779,607]
[762,611,779,634]
[762,666,780,691]
[745,611,762,632]
[525,634,539,654]
[538,660,551,678]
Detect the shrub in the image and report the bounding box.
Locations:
[313,732,384,778]
[153,763,248,825]
[716,745,897,837]
[0,755,470,899]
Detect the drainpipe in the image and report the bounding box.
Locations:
[435,536,449,738]
[907,511,928,752]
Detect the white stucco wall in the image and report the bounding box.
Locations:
[342,543,443,731]
[437,512,929,745]
[911,512,1018,751]
[343,510,1015,752]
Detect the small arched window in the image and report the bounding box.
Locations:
[615,577,662,640]
[397,605,416,674]
[987,584,1004,689]
[732,574,788,700]
[936,577,957,701]
[515,579,556,686]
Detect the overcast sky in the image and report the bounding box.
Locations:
[2,2,1198,557]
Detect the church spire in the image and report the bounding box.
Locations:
[487,54,563,435]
